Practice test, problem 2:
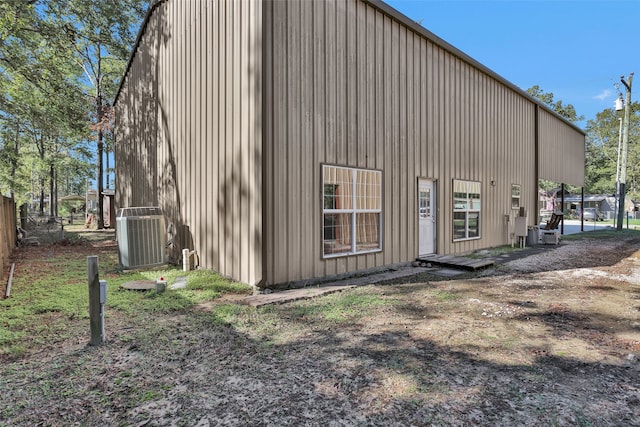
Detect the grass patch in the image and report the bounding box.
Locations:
[105,268,252,315]
[139,390,162,403]
[561,228,640,240]
[598,218,640,227]
[0,240,251,357]
[287,290,390,323]
[432,290,460,302]
[208,303,254,326]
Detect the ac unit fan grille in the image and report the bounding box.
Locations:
[116,207,166,269]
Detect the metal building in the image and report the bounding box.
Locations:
[114,0,585,288]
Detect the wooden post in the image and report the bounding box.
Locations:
[87,256,103,345]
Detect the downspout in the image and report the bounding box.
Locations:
[561,183,565,235]
[581,187,584,232]
[534,105,539,226]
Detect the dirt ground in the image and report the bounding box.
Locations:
[1,231,639,426]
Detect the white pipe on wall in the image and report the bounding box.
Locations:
[182,249,199,272]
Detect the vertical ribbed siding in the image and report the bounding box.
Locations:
[263,0,542,285]
[116,0,583,288]
[115,0,263,285]
[415,45,538,256]
[538,109,585,187]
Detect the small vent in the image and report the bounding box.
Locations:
[116,207,166,269]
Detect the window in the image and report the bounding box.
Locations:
[511,184,521,209]
[323,184,339,241]
[323,165,382,257]
[453,180,481,241]
[419,188,431,219]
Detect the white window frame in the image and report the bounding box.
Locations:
[322,165,382,258]
[453,179,481,241]
[511,184,521,209]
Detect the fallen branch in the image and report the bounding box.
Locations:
[5,262,15,299]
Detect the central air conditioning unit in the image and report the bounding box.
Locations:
[116,207,166,269]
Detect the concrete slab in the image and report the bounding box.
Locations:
[242,266,431,308]
[170,276,188,290]
[121,280,156,291]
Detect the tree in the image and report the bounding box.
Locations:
[527,85,584,123]
[0,3,91,216]
[45,0,146,228]
[585,102,640,201]
[0,0,146,223]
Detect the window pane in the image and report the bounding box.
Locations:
[469,193,481,210]
[323,166,382,257]
[356,170,381,210]
[324,184,337,210]
[468,181,481,195]
[469,182,481,210]
[323,213,352,255]
[323,213,337,241]
[454,191,467,210]
[419,190,430,218]
[356,213,380,251]
[468,212,480,238]
[511,184,521,209]
[324,166,353,210]
[453,212,467,240]
[453,179,481,240]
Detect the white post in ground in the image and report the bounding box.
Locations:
[99,279,107,342]
[87,256,104,346]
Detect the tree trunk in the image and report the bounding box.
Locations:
[49,162,55,220]
[97,94,105,229]
[54,167,58,217]
[39,178,45,216]
[37,133,45,216]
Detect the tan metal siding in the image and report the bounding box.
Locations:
[264,0,542,285]
[115,0,263,285]
[538,109,585,187]
[116,0,584,287]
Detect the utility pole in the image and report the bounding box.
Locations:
[614,117,622,228]
[617,73,633,231]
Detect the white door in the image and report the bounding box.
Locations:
[418,179,436,256]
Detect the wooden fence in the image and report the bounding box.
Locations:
[1,196,16,282]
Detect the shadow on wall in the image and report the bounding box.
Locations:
[153,3,194,264]
[117,1,194,265]
[119,1,267,281]
[209,3,263,284]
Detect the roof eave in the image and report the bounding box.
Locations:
[113,0,166,106]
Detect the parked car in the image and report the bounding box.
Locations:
[583,208,603,221]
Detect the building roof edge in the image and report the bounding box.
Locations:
[114,0,586,137]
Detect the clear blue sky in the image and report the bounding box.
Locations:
[385,0,639,128]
